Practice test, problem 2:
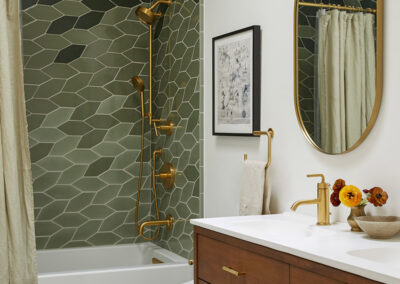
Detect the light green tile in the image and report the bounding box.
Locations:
[114,224,135,238]
[70,58,105,73]
[90,25,123,40]
[54,213,88,227]
[58,121,92,135]
[117,20,146,35]
[111,151,138,169]
[63,73,92,92]
[90,68,118,87]
[107,197,134,211]
[97,96,125,114]
[100,170,131,184]
[82,39,112,58]
[81,205,113,219]
[34,34,70,50]
[88,232,120,246]
[73,220,102,240]
[35,221,61,236]
[104,124,132,141]
[86,115,118,129]
[98,53,129,68]
[43,64,78,79]
[22,40,42,56]
[73,177,106,192]
[27,5,63,21]
[24,69,50,85]
[66,150,99,164]
[51,93,85,107]
[35,79,66,99]
[66,192,95,212]
[70,102,100,120]
[104,81,133,96]
[46,185,80,200]
[54,1,90,16]
[30,128,65,143]
[42,108,74,127]
[58,165,88,184]
[63,29,97,45]
[23,21,50,40]
[92,185,120,204]
[50,136,80,156]
[37,200,68,220]
[46,228,75,248]
[22,12,35,26]
[99,212,128,231]
[33,192,53,208]
[78,87,112,101]
[38,156,73,171]
[33,172,61,192]
[118,135,141,150]
[93,142,124,156]
[102,7,130,25]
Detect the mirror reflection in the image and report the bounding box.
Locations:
[295,0,382,154]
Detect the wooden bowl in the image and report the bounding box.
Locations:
[355,216,400,239]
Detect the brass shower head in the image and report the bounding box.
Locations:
[135,0,172,25]
[132,76,145,93]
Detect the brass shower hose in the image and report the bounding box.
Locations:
[134,117,161,241]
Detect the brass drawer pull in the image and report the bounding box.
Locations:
[222,266,246,277]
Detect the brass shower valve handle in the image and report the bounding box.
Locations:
[153,119,174,137]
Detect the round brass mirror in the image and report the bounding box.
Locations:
[294,0,383,154]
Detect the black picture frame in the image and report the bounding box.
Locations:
[212,25,261,136]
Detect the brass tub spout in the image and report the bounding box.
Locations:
[139,215,174,237]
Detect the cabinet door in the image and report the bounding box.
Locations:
[290,266,343,284]
[198,235,289,284]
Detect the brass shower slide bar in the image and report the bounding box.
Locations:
[244,128,274,169]
[298,2,376,14]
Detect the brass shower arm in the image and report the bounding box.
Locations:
[150,0,173,10]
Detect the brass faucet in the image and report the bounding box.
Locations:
[139,215,174,236]
[291,174,330,225]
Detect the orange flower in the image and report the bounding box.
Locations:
[367,187,388,207]
[339,185,362,207]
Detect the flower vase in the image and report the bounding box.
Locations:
[347,204,366,232]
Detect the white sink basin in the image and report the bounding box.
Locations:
[225,217,336,238]
[347,248,400,266]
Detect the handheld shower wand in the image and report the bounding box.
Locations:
[132,76,145,119]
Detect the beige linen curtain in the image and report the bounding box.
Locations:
[317,9,376,153]
[0,1,38,283]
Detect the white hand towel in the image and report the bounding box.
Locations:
[239,160,271,215]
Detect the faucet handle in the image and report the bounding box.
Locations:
[307,174,325,183]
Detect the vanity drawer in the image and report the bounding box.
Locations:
[290,266,343,284]
[197,234,290,284]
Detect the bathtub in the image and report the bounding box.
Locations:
[37,243,193,284]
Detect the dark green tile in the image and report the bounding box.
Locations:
[35,221,61,236]
[33,172,61,192]
[93,185,120,204]
[85,157,114,176]
[99,212,128,231]
[88,232,120,246]
[78,87,112,101]
[58,121,93,135]
[54,213,88,227]
[73,177,106,191]
[30,143,53,162]
[86,115,118,129]
[46,228,75,248]
[34,79,65,99]
[46,185,80,199]
[63,73,92,92]
[107,197,134,211]
[77,130,107,148]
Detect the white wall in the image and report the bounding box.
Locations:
[203,0,400,222]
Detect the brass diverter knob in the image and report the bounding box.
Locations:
[156,162,175,189]
[153,119,174,136]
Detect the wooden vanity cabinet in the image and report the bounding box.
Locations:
[194,226,380,284]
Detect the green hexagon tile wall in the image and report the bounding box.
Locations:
[21,0,200,259]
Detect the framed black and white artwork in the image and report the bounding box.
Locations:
[212,25,261,136]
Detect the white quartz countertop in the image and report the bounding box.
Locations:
[191,212,400,283]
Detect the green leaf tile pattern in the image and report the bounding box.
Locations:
[22,0,153,249]
[22,0,200,255]
[152,0,200,259]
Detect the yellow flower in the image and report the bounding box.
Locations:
[339,185,362,207]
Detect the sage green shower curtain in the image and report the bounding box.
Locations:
[317,10,376,153]
[0,1,37,283]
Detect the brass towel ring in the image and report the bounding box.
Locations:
[244,128,274,169]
